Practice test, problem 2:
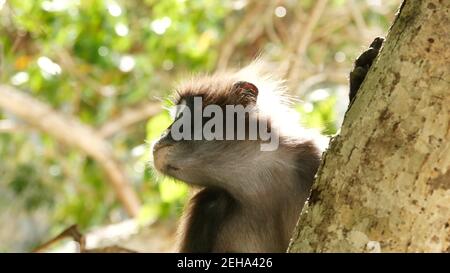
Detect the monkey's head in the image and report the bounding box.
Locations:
[152,64,321,189]
[153,74,266,186]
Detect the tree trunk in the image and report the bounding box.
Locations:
[289,0,450,252]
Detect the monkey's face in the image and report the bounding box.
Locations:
[153,135,263,186]
[153,81,270,186]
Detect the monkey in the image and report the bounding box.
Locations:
[152,37,384,253]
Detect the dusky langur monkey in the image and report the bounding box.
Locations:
[152,37,384,252]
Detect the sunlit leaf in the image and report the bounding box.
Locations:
[159,178,188,203]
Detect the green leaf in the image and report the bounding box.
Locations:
[146,111,172,141]
[159,178,188,203]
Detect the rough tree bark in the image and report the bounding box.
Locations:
[289,0,450,252]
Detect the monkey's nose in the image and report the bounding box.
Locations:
[153,136,173,152]
[153,127,174,148]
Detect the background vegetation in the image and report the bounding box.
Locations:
[0,0,400,252]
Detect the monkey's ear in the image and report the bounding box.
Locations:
[231,81,259,105]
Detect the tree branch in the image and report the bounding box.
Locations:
[215,0,267,71]
[0,85,141,217]
[98,102,161,138]
[285,0,329,89]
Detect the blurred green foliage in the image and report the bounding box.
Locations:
[0,0,400,251]
[1,0,233,250]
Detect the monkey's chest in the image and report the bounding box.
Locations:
[212,213,287,252]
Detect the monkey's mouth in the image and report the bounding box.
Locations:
[166,164,180,171]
